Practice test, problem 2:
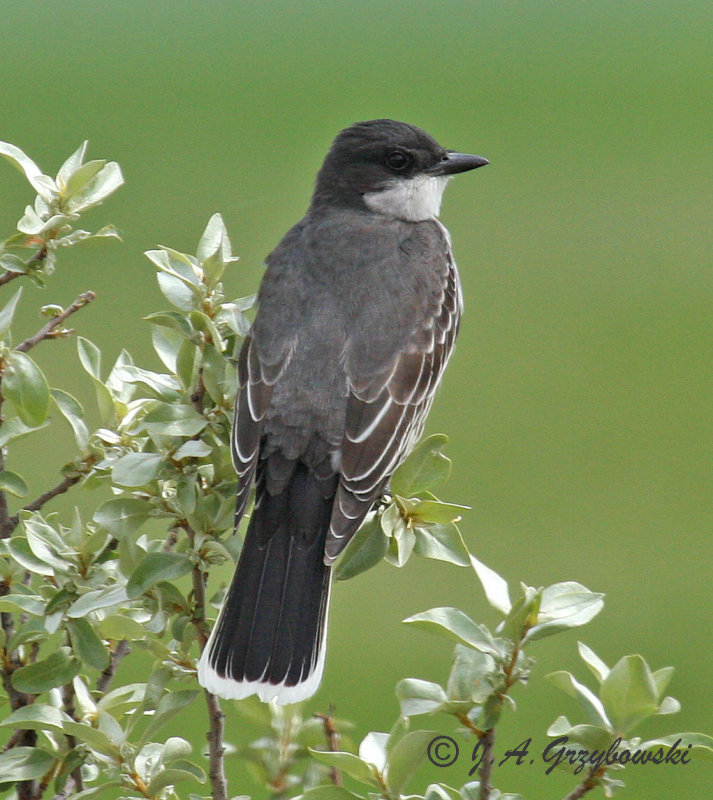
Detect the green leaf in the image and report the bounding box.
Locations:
[0,252,28,276]
[0,592,46,615]
[157,272,197,311]
[651,665,675,700]
[59,782,123,800]
[308,749,378,787]
[0,140,57,202]
[7,530,54,573]
[56,141,88,186]
[546,716,613,752]
[93,497,152,537]
[0,746,55,782]
[640,732,713,760]
[77,337,114,424]
[299,788,364,800]
[51,388,90,449]
[62,718,120,757]
[391,434,451,496]
[447,644,497,703]
[174,439,212,459]
[387,729,439,795]
[470,554,511,615]
[66,618,110,670]
[3,351,50,427]
[385,519,416,567]
[142,402,207,437]
[396,678,447,716]
[0,287,22,339]
[525,582,604,642]
[145,311,194,339]
[97,614,145,641]
[146,767,204,795]
[140,689,199,743]
[65,161,124,212]
[200,343,226,404]
[112,452,163,487]
[546,670,611,728]
[201,213,234,263]
[12,650,81,693]
[600,655,659,734]
[151,324,185,371]
[0,703,67,734]
[403,607,503,658]
[161,737,194,764]
[126,552,193,599]
[409,499,469,525]
[77,335,102,378]
[67,584,129,618]
[334,515,389,580]
[62,159,107,203]
[0,469,28,498]
[0,416,49,448]
[413,522,470,567]
[197,213,236,282]
[113,364,181,400]
[578,641,610,684]
[24,516,73,573]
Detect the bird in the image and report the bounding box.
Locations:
[197,119,488,704]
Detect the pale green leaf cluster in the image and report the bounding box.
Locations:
[0,140,122,286]
[335,435,470,580]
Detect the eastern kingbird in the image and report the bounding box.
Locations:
[198,119,487,703]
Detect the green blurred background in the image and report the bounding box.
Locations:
[2,1,711,797]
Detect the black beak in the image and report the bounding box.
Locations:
[432,151,489,176]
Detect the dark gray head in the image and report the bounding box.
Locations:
[311,119,488,222]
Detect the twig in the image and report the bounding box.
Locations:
[477,623,530,800]
[190,368,205,415]
[0,443,10,534]
[163,527,179,552]
[60,650,84,794]
[1,470,84,538]
[0,270,22,287]
[314,709,342,786]
[15,291,96,353]
[204,690,228,800]
[478,728,495,800]
[0,245,48,287]
[96,639,131,694]
[184,522,228,800]
[562,767,603,800]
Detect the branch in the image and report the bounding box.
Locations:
[1,470,84,538]
[0,270,22,288]
[562,767,603,800]
[478,728,495,800]
[314,709,342,787]
[184,522,228,800]
[96,639,131,695]
[15,291,96,353]
[204,690,228,800]
[477,623,530,799]
[0,245,48,287]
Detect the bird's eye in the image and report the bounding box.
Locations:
[385,150,411,171]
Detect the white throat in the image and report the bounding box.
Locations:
[363,175,450,222]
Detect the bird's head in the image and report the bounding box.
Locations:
[312,119,488,222]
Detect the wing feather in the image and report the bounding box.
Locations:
[325,253,461,563]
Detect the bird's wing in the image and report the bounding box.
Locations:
[325,247,461,563]
[231,333,292,522]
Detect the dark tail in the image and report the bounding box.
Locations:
[198,463,333,703]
